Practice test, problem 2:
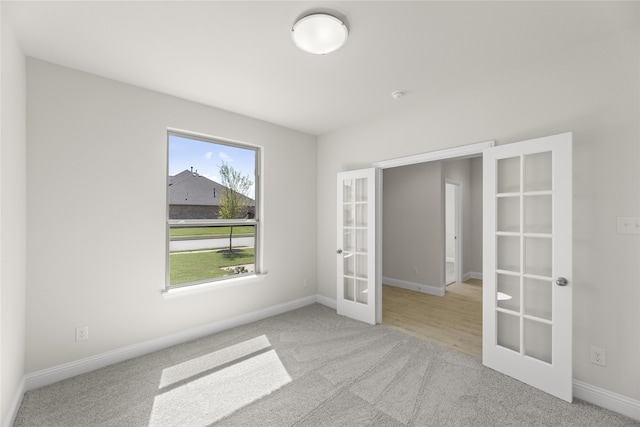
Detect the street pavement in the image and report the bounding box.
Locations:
[169,236,254,252]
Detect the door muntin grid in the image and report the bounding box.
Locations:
[342,177,369,305]
[495,152,553,364]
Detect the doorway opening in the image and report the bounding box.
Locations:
[374,141,490,359]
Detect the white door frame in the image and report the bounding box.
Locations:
[372,140,494,322]
[445,179,462,285]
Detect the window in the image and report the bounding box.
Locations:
[167,131,259,288]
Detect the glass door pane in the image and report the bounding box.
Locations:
[498,157,520,193]
[497,236,520,272]
[524,152,552,192]
[497,196,520,233]
[524,237,552,277]
[525,320,552,364]
[495,151,555,363]
[497,312,520,352]
[497,273,520,312]
[524,277,553,321]
[524,195,552,233]
[341,175,370,307]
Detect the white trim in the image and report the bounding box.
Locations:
[462,271,483,282]
[573,380,640,421]
[375,167,383,324]
[23,295,316,391]
[383,277,445,297]
[316,294,337,309]
[373,140,494,169]
[162,273,267,299]
[2,377,25,427]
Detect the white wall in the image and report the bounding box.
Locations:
[25,59,317,373]
[442,158,480,277]
[317,26,640,400]
[1,5,27,422]
[383,161,442,288]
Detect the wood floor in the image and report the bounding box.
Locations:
[382,279,482,360]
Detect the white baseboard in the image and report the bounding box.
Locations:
[462,271,483,282]
[383,277,444,296]
[573,380,640,421]
[316,294,336,309]
[23,295,317,392]
[2,377,25,427]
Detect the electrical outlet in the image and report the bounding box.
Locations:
[76,326,89,342]
[590,346,606,366]
[617,217,640,234]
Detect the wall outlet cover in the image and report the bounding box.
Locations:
[617,217,640,234]
[589,346,606,366]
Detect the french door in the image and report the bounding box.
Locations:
[483,132,573,402]
[336,168,378,325]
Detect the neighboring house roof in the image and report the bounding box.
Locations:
[168,169,254,207]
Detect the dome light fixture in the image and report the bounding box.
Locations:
[292,13,349,55]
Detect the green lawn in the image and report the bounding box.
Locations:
[169,247,255,286]
[170,226,255,240]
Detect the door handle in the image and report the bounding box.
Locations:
[555,277,568,287]
[337,249,343,254]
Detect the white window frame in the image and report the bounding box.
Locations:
[164,130,262,293]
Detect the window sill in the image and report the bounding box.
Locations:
[162,273,267,299]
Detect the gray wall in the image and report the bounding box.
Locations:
[317,26,639,399]
[25,59,317,373]
[1,5,27,422]
[383,161,443,288]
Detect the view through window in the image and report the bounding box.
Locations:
[167,132,259,288]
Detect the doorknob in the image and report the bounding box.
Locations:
[337,249,343,254]
[555,277,568,286]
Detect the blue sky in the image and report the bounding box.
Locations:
[169,134,256,198]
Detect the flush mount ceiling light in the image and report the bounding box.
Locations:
[292,13,349,55]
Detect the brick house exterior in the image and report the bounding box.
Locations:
[168,169,254,219]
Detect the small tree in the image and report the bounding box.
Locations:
[218,161,253,252]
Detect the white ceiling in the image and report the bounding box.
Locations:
[5,1,639,136]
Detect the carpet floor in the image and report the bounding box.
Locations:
[14,304,638,426]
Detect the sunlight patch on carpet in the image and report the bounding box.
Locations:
[158,335,272,389]
[149,336,291,426]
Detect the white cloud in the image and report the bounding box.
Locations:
[205,151,213,160]
[219,152,233,162]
